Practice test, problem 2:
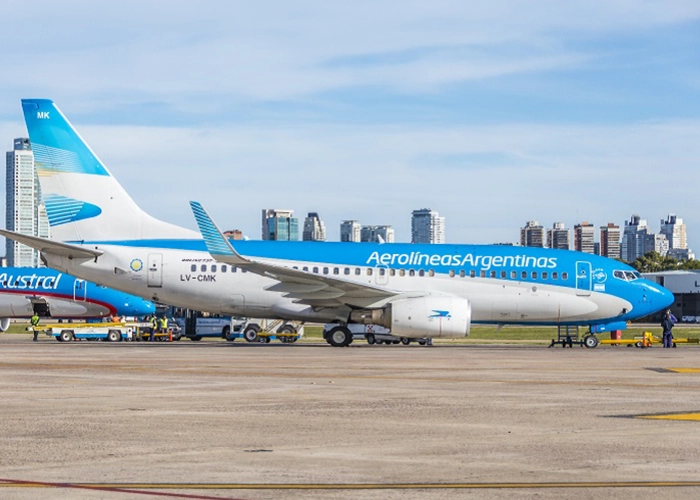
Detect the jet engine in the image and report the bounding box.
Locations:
[0,318,10,332]
[351,295,471,339]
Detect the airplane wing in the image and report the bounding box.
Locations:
[189,202,396,308]
[0,229,103,260]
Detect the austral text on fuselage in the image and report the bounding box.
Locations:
[0,272,62,290]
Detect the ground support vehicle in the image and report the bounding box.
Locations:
[582,331,700,348]
[322,323,430,346]
[41,322,139,342]
[132,322,182,342]
[239,319,304,343]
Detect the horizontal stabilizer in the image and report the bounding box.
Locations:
[0,229,102,260]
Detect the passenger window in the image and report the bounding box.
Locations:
[552,272,558,280]
[344,268,350,275]
[460,270,466,278]
[510,271,516,279]
[191,264,196,272]
[367,268,373,276]
[532,271,537,279]
[355,268,361,275]
[222,265,227,273]
[313,267,319,274]
[379,268,386,276]
[542,272,548,280]
[232,266,237,273]
[333,267,339,275]
[201,265,207,272]
[428,270,435,277]
[389,269,396,276]
[500,271,506,279]
[521,271,527,279]
[303,266,308,272]
[409,269,416,277]
[211,265,217,272]
[562,272,568,280]
[490,271,496,278]
[470,270,476,278]
[449,270,455,277]
[323,267,329,274]
[399,269,406,277]
[480,270,486,278]
[419,269,425,277]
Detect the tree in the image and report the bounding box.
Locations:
[629,251,700,273]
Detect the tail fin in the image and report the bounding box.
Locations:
[21,99,197,242]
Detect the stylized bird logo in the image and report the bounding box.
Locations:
[429,310,451,318]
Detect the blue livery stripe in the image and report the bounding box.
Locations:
[44,194,102,226]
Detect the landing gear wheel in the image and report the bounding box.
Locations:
[366,333,376,345]
[326,326,353,347]
[244,325,260,343]
[583,335,599,348]
[401,338,411,345]
[189,335,202,341]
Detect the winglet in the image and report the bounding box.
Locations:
[189,201,248,265]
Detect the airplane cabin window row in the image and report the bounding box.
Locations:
[191,263,569,282]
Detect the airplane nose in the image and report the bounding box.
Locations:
[658,285,675,310]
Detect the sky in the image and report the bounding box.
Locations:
[1,1,700,250]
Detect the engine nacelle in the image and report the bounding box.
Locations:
[387,295,471,338]
[0,318,10,332]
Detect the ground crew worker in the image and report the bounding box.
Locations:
[149,315,158,341]
[30,313,40,342]
[159,316,168,336]
[661,309,677,348]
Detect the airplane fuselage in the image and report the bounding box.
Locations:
[44,240,667,328]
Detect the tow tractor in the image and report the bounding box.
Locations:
[583,331,700,349]
[239,319,304,343]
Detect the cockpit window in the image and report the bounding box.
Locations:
[614,270,641,282]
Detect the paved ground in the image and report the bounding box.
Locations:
[1,333,700,500]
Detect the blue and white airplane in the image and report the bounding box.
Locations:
[0,267,156,331]
[0,99,674,346]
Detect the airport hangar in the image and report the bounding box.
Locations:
[644,270,700,321]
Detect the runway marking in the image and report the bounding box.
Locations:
[667,368,700,373]
[3,479,700,491]
[637,412,700,421]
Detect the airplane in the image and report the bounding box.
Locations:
[0,267,156,331]
[0,98,674,347]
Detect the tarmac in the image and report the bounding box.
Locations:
[1,333,700,500]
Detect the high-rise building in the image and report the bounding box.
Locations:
[574,222,595,254]
[261,209,298,241]
[621,214,649,262]
[340,220,361,242]
[547,222,570,250]
[660,214,687,251]
[599,223,621,259]
[411,208,445,244]
[223,229,244,240]
[520,221,544,248]
[5,138,49,266]
[361,225,395,243]
[302,212,326,241]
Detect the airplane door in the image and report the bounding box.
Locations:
[73,279,87,301]
[375,266,389,286]
[576,261,592,296]
[147,253,163,288]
